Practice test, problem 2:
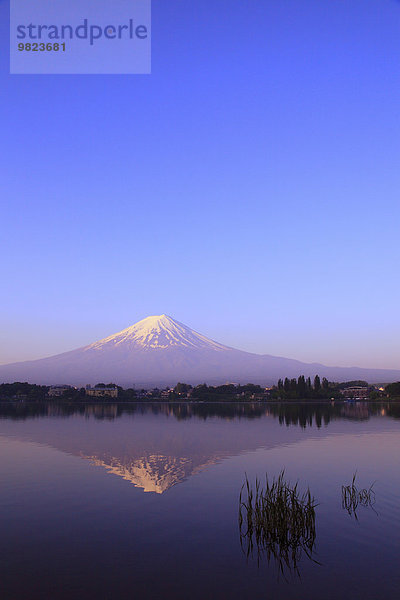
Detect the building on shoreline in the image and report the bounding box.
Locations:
[48,385,75,397]
[85,385,118,399]
[339,386,370,400]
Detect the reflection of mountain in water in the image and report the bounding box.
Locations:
[0,402,396,494]
[83,452,218,494]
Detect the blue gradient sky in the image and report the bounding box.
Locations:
[1,0,399,368]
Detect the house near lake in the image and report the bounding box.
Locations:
[85,385,118,399]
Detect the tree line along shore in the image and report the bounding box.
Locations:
[0,378,399,402]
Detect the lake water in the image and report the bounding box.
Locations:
[0,401,399,600]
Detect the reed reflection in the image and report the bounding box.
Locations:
[239,472,319,577]
[341,473,377,519]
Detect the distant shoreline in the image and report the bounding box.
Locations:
[1,398,399,404]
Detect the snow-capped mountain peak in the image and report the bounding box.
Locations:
[2,314,400,388]
[86,314,229,351]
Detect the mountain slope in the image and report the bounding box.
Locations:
[0,314,399,387]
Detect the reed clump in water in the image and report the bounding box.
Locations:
[342,472,376,518]
[239,471,318,575]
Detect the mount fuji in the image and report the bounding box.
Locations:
[0,314,399,387]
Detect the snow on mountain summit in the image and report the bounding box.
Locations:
[1,313,400,387]
[86,314,229,352]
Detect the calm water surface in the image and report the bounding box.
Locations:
[0,401,399,599]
